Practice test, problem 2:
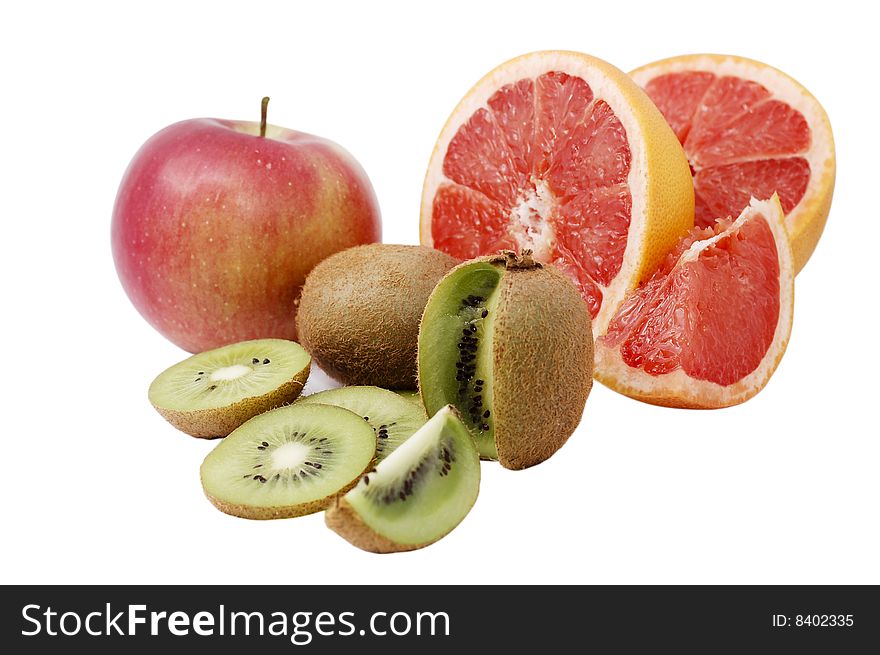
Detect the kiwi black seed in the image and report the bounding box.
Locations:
[148,339,311,438]
[297,386,426,461]
[200,403,376,519]
[325,406,479,553]
[418,251,593,470]
[296,244,458,389]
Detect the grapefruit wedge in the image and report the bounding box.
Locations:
[595,195,793,409]
[631,54,835,273]
[421,51,694,336]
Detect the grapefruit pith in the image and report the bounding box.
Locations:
[595,195,793,409]
[631,54,835,273]
[421,51,694,336]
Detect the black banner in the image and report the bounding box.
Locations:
[2,585,877,652]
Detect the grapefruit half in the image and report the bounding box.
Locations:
[421,51,694,336]
[631,54,835,273]
[595,195,793,409]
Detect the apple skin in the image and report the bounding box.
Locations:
[111,118,381,352]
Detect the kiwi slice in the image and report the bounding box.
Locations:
[325,406,479,553]
[149,339,310,438]
[418,251,593,470]
[200,403,376,519]
[298,386,425,460]
[393,390,426,413]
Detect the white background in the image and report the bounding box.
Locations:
[2,0,878,585]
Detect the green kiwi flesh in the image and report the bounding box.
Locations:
[325,406,480,553]
[200,403,376,519]
[418,263,502,459]
[393,390,427,414]
[419,252,593,470]
[149,339,311,438]
[298,386,426,460]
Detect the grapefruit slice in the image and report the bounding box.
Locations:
[421,51,694,336]
[595,195,793,408]
[631,54,835,273]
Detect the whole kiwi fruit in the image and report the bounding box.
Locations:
[296,244,458,389]
[418,250,593,470]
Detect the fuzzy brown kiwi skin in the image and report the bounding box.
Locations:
[296,244,458,389]
[419,251,593,469]
[489,252,593,469]
[152,366,310,439]
[325,497,433,553]
[203,468,367,520]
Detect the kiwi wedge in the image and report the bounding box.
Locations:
[201,403,376,519]
[149,339,310,438]
[298,386,425,461]
[326,406,479,553]
[418,251,593,470]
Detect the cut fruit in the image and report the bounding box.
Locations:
[200,403,376,519]
[325,406,480,553]
[595,196,793,408]
[418,251,592,469]
[298,386,426,461]
[149,339,311,438]
[631,54,835,273]
[393,389,426,413]
[421,50,694,336]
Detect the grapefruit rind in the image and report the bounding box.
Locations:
[422,51,694,336]
[595,195,794,409]
[630,54,835,273]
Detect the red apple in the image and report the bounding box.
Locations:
[111,99,380,352]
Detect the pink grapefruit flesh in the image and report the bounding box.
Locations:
[432,72,631,318]
[596,196,793,408]
[644,72,811,228]
[423,53,694,338]
[602,217,779,386]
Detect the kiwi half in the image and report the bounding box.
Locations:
[418,251,593,470]
[325,406,479,553]
[296,244,458,389]
[298,386,425,461]
[149,339,310,438]
[200,403,376,519]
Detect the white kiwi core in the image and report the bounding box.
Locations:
[210,365,253,382]
[270,441,311,471]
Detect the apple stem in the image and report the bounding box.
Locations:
[260,97,270,137]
